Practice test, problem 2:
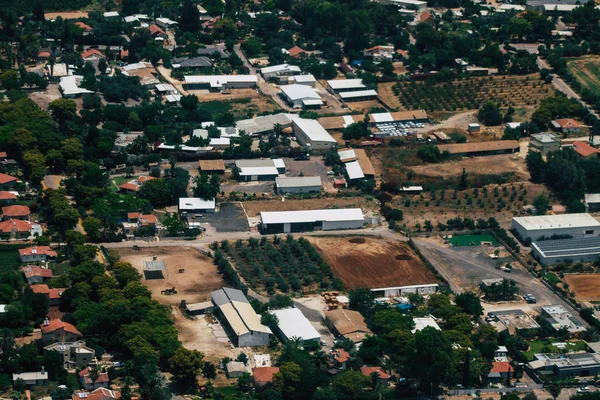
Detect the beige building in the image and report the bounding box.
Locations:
[44,341,96,369]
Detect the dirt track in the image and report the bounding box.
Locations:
[409,154,530,180]
[565,274,600,302]
[308,237,437,290]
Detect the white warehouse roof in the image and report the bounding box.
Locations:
[345,161,365,180]
[184,75,258,88]
[411,317,441,333]
[280,84,321,101]
[60,75,94,96]
[260,208,364,224]
[371,112,394,123]
[261,64,301,75]
[293,119,336,143]
[339,90,378,99]
[513,213,600,231]
[276,176,321,188]
[292,74,316,84]
[179,197,216,210]
[327,79,366,91]
[271,308,321,342]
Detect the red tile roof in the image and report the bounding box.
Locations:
[148,24,166,36]
[331,349,350,363]
[139,214,157,225]
[0,152,8,158]
[81,49,105,59]
[79,368,110,385]
[31,284,65,299]
[19,246,58,258]
[22,265,53,279]
[554,118,581,129]
[39,51,51,58]
[0,219,31,233]
[0,191,17,200]
[72,388,121,400]
[252,367,279,386]
[137,176,155,183]
[74,21,93,31]
[0,173,17,185]
[361,366,390,379]
[40,318,81,336]
[118,183,139,192]
[2,205,30,217]
[490,362,514,373]
[288,46,307,57]
[573,141,600,157]
[420,11,434,22]
[120,50,129,58]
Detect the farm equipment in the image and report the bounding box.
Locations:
[161,287,177,295]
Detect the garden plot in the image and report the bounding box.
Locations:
[564,274,600,303]
[391,74,554,112]
[568,56,600,97]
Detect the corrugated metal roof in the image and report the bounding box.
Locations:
[271,308,321,341]
[339,90,378,99]
[220,303,250,336]
[345,161,365,180]
[276,176,321,188]
[143,260,166,271]
[223,287,248,303]
[327,79,365,90]
[234,301,271,334]
[260,208,364,224]
[238,166,279,176]
[293,119,336,143]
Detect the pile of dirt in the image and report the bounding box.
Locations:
[349,238,366,244]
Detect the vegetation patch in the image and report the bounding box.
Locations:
[567,56,600,97]
[447,234,498,247]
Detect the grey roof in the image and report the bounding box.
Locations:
[236,113,298,135]
[527,0,580,6]
[585,193,600,204]
[236,159,277,168]
[532,236,600,259]
[211,287,248,306]
[531,133,559,144]
[143,260,167,271]
[172,56,212,68]
[276,176,321,188]
[196,47,229,58]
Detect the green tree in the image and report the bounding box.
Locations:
[478,102,502,126]
[83,217,103,242]
[455,292,483,319]
[168,347,204,389]
[331,370,370,400]
[404,327,455,391]
[48,99,77,125]
[533,193,550,215]
[0,70,21,90]
[273,362,303,398]
[548,382,561,400]
[180,0,201,32]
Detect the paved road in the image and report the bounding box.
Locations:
[412,238,587,326]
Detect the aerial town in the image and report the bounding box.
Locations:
[3,0,600,399]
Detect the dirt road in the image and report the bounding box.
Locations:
[418,111,477,133]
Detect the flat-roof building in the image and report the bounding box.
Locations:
[235,159,285,182]
[261,64,301,79]
[260,208,364,234]
[512,213,600,242]
[530,133,561,155]
[275,176,321,194]
[60,76,94,98]
[183,75,258,91]
[280,84,323,109]
[211,287,272,347]
[292,119,337,152]
[411,317,441,333]
[585,193,600,212]
[532,236,600,265]
[236,113,299,136]
[178,197,216,214]
[541,305,585,333]
[271,308,321,342]
[327,79,366,93]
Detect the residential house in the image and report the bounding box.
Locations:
[81,49,105,61]
[148,24,167,38]
[287,46,308,58]
[13,369,49,386]
[74,22,93,34]
[252,367,280,387]
[79,367,110,390]
[45,341,96,369]
[0,173,17,188]
[329,349,351,371]
[360,366,391,385]
[0,191,17,204]
[122,213,158,239]
[40,318,82,343]
[72,388,121,400]
[171,56,212,70]
[118,182,139,193]
[573,142,600,158]
[325,308,373,343]
[2,205,30,221]
[22,265,53,284]
[31,284,65,306]
[363,45,395,62]
[551,118,582,133]
[488,361,514,382]
[19,246,57,263]
[155,17,178,29]
[0,219,31,240]
[529,133,561,155]
[196,46,229,59]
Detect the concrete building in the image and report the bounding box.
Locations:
[411,317,442,333]
[261,64,301,79]
[275,176,321,194]
[178,198,216,214]
[291,74,317,87]
[183,75,258,91]
[551,118,582,133]
[271,308,321,342]
[260,208,364,234]
[31,284,65,306]
[363,45,395,62]
[235,159,284,182]
[19,246,57,263]
[327,79,366,93]
[44,341,95,369]
[280,84,322,108]
[532,236,600,265]
[512,213,600,242]
[13,370,49,386]
[40,318,82,343]
[211,288,271,347]
[371,283,438,297]
[80,367,109,390]
[541,305,585,334]
[325,309,373,343]
[585,193,600,212]
[488,309,540,334]
[529,133,561,155]
[292,119,337,152]
[226,361,249,378]
[60,76,94,98]
[529,351,600,378]
[378,0,427,10]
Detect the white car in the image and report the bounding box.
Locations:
[326,171,335,175]
[577,387,591,393]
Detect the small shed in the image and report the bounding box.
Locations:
[143,260,167,279]
[226,361,248,378]
[468,123,480,133]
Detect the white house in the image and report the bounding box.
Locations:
[13,370,49,386]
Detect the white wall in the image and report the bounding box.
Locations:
[512,220,600,241]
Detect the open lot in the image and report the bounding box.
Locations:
[242,196,379,217]
[308,237,437,290]
[190,202,249,232]
[116,246,225,305]
[568,56,600,97]
[408,154,530,181]
[283,157,336,192]
[448,234,498,247]
[564,274,600,303]
[29,84,62,110]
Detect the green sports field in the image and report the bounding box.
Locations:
[447,234,498,247]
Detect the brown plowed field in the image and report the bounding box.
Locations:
[308,237,437,289]
[564,274,600,302]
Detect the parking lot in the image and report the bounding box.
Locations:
[375,121,425,137]
[187,202,249,232]
[282,157,335,192]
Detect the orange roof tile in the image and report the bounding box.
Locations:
[72,388,121,400]
[0,173,17,185]
[79,368,110,384]
[288,46,307,57]
[148,24,166,36]
[331,349,350,363]
[361,366,390,379]
[554,118,581,129]
[490,362,514,373]
[22,265,53,279]
[252,367,279,386]
[2,205,30,217]
[31,284,65,299]
[81,49,104,59]
[39,51,51,58]
[0,152,7,158]
[119,183,139,192]
[40,318,81,336]
[74,21,93,31]
[0,219,31,233]
[0,191,17,200]
[573,141,600,157]
[19,246,57,257]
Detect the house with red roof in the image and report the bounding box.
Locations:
[363,45,394,62]
[0,191,17,204]
[148,24,167,38]
[573,141,600,159]
[19,246,58,263]
[22,265,53,284]
[118,182,139,193]
[329,349,351,372]
[81,48,105,61]
[360,366,391,386]
[252,367,279,387]
[0,173,18,189]
[552,118,582,134]
[31,284,65,305]
[40,318,82,342]
[79,367,110,390]
[0,219,31,240]
[38,51,51,59]
[287,46,308,59]
[74,21,93,33]
[72,388,121,400]
[2,205,30,221]
[488,361,514,382]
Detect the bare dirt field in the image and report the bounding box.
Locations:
[564,274,600,302]
[29,84,61,110]
[348,100,386,112]
[308,237,437,289]
[116,246,225,306]
[378,82,402,109]
[242,197,379,217]
[44,11,89,19]
[410,154,530,180]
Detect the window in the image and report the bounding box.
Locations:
[585,230,594,235]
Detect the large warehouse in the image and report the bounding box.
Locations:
[437,140,520,156]
[211,287,272,347]
[271,308,321,342]
[260,208,364,234]
[512,213,600,242]
[183,75,258,91]
[275,176,321,194]
[292,119,337,152]
[235,159,286,181]
[532,236,600,265]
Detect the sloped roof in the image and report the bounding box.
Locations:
[573,141,600,157]
[22,265,53,279]
[0,191,17,200]
[361,366,391,379]
[252,367,279,385]
[0,219,31,233]
[0,173,17,185]
[81,49,105,59]
[31,284,64,299]
[490,361,514,373]
[40,319,81,336]
[19,246,57,257]
[3,205,30,217]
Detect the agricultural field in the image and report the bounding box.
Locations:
[221,236,341,294]
[389,74,554,112]
[308,237,437,290]
[567,56,600,97]
[564,274,600,303]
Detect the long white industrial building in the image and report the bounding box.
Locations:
[512,213,600,242]
[271,308,321,342]
[260,208,364,234]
